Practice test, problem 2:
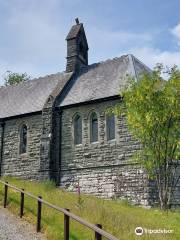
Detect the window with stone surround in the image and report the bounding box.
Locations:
[19,124,27,154]
[106,114,115,140]
[90,112,98,143]
[74,114,82,145]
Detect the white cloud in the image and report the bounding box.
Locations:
[126,47,180,70]
[171,23,180,46]
[88,26,153,63]
[88,26,180,73]
[6,1,65,58]
[0,2,180,86]
[0,0,67,85]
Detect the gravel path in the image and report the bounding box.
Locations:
[0,207,47,240]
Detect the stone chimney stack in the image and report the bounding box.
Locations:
[66,18,89,73]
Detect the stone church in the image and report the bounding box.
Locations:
[0,20,179,206]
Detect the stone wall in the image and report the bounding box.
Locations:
[0,122,4,176]
[60,99,152,205]
[172,165,180,206]
[39,103,53,180]
[1,113,43,179]
[0,98,179,207]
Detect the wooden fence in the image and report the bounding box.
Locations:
[0,180,119,240]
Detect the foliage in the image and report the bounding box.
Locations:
[110,64,180,210]
[0,177,179,240]
[4,71,30,86]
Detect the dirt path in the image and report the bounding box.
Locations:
[0,207,47,240]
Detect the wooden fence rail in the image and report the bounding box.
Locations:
[0,180,119,240]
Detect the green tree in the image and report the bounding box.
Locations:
[111,64,180,210]
[4,71,30,86]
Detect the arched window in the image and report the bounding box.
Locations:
[106,114,115,141]
[90,112,98,143]
[74,114,82,145]
[20,124,27,154]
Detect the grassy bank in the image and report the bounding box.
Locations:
[0,177,179,240]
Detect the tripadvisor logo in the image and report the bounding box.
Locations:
[135,227,143,236]
[135,226,174,236]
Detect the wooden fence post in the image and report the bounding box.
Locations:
[20,189,24,218]
[4,182,8,208]
[95,224,102,240]
[37,196,42,232]
[64,209,70,240]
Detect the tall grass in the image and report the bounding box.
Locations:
[0,177,179,240]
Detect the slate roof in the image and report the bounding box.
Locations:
[59,54,151,107]
[0,54,150,119]
[66,23,83,40]
[0,72,72,119]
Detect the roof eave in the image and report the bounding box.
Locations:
[0,110,42,121]
[58,95,122,110]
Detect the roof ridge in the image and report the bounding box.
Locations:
[87,54,129,68]
[128,54,138,80]
[0,71,68,90]
[0,55,129,90]
[131,54,152,72]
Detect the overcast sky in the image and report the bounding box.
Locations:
[0,0,180,85]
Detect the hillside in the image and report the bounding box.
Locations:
[0,177,179,240]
